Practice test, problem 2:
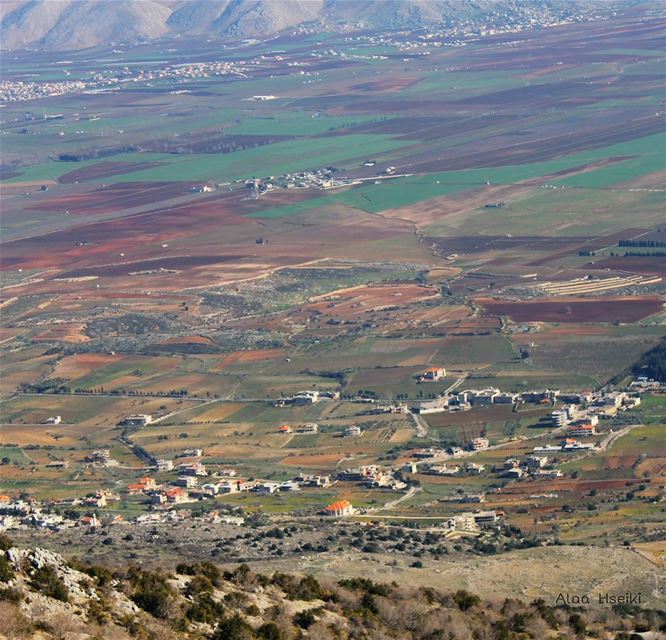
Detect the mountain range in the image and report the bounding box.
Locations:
[0,0,634,51]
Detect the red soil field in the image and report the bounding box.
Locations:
[477,296,663,323]
[587,256,666,276]
[161,335,214,346]
[54,353,123,378]
[536,325,612,340]
[32,323,89,343]
[213,348,286,371]
[299,283,438,320]
[27,182,192,215]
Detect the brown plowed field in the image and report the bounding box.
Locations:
[31,323,89,343]
[587,256,666,276]
[346,115,515,139]
[27,182,192,215]
[54,353,124,379]
[161,335,214,346]
[58,162,164,184]
[426,235,590,255]
[478,296,663,323]
[405,115,664,173]
[349,77,421,92]
[58,254,245,279]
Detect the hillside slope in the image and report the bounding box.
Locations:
[0,0,632,51]
[0,538,663,639]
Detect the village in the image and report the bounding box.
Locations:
[0,373,657,543]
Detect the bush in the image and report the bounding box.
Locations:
[452,589,480,611]
[0,534,13,551]
[0,586,22,602]
[338,577,391,597]
[211,614,255,640]
[271,573,325,601]
[184,592,225,624]
[184,575,214,597]
[127,567,176,619]
[293,609,316,629]
[257,622,283,640]
[0,555,15,583]
[569,613,586,635]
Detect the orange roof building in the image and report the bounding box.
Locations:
[278,425,292,433]
[422,367,446,381]
[324,499,354,517]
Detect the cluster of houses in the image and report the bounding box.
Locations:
[550,391,640,430]
[534,438,596,454]
[336,465,406,490]
[414,386,525,414]
[445,510,504,534]
[411,439,489,461]
[276,412,367,438]
[422,462,485,477]
[274,389,340,407]
[1,56,248,104]
[119,464,340,509]
[243,169,356,199]
[85,449,119,467]
[277,422,319,435]
[630,377,666,392]
[413,385,643,417]
[498,455,563,480]
[0,493,122,531]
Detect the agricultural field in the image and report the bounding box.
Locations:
[0,8,665,618]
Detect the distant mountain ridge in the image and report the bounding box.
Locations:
[0,0,638,51]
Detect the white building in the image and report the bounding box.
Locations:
[124,414,153,427]
[344,425,363,437]
[155,459,174,472]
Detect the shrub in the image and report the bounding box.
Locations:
[184,575,214,597]
[127,567,176,619]
[293,609,316,629]
[0,534,13,551]
[184,592,225,624]
[452,589,480,611]
[338,577,391,597]
[569,613,586,635]
[211,614,255,640]
[0,555,15,583]
[257,622,283,640]
[0,586,22,602]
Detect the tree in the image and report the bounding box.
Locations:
[257,622,283,640]
[211,614,254,640]
[293,610,316,629]
[0,555,14,583]
[128,567,176,619]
